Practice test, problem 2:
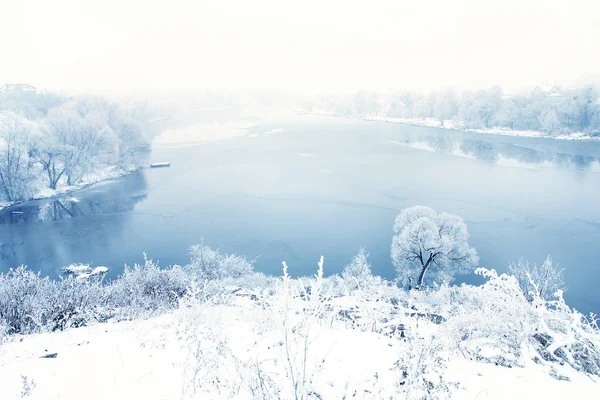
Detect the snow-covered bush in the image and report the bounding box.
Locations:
[0,316,9,344]
[433,267,600,375]
[442,268,535,367]
[203,272,278,300]
[0,266,56,334]
[508,255,565,301]
[530,290,600,375]
[49,277,107,331]
[0,266,110,334]
[393,336,453,400]
[342,248,373,287]
[108,255,189,317]
[175,287,243,398]
[273,257,334,400]
[188,243,254,281]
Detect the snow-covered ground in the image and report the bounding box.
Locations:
[310,112,600,141]
[1,290,597,400]
[0,166,138,211]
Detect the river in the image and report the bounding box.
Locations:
[1,115,600,314]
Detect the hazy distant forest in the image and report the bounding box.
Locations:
[305,85,600,135]
[0,84,167,203]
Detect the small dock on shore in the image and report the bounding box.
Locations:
[149,162,171,168]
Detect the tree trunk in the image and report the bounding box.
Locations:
[416,253,435,288]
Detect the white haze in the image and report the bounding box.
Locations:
[1,0,599,96]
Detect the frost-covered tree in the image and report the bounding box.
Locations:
[431,90,458,125]
[44,108,116,186]
[0,114,37,200]
[342,248,373,288]
[508,255,565,301]
[391,206,478,289]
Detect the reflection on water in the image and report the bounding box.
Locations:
[0,174,147,226]
[0,171,147,269]
[391,135,600,171]
[1,194,147,225]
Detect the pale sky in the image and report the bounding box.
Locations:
[1,0,599,96]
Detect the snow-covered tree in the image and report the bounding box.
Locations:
[508,255,566,301]
[391,206,478,289]
[342,248,374,290]
[44,108,116,185]
[342,248,372,282]
[431,89,458,126]
[0,113,37,200]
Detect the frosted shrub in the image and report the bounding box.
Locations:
[203,272,278,300]
[0,266,55,334]
[0,245,257,335]
[0,266,109,334]
[394,336,453,400]
[342,248,373,289]
[174,283,244,398]
[508,256,565,301]
[443,268,535,366]
[531,290,600,375]
[49,277,107,331]
[109,255,189,317]
[274,257,333,400]
[188,244,254,281]
[406,281,457,323]
[0,317,9,344]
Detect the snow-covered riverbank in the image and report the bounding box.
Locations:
[308,112,600,141]
[0,118,262,211]
[1,288,598,400]
[1,246,599,400]
[0,166,139,211]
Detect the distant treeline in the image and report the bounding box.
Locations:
[0,84,167,202]
[305,85,600,135]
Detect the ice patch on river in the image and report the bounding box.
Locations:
[262,128,284,136]
[155,120,258,148]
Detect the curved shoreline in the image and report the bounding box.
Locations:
[0,166,141,211]
[304,112,600,142]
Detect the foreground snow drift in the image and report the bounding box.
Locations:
[1,293,598,400]
[2,250,599,399]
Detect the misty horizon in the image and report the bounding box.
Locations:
[2,0,600,97]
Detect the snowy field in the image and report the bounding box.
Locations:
[1,295,598,400]
[1,251,599,400]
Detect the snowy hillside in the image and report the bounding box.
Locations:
[1,292,598,400]
[1,252,599,399]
